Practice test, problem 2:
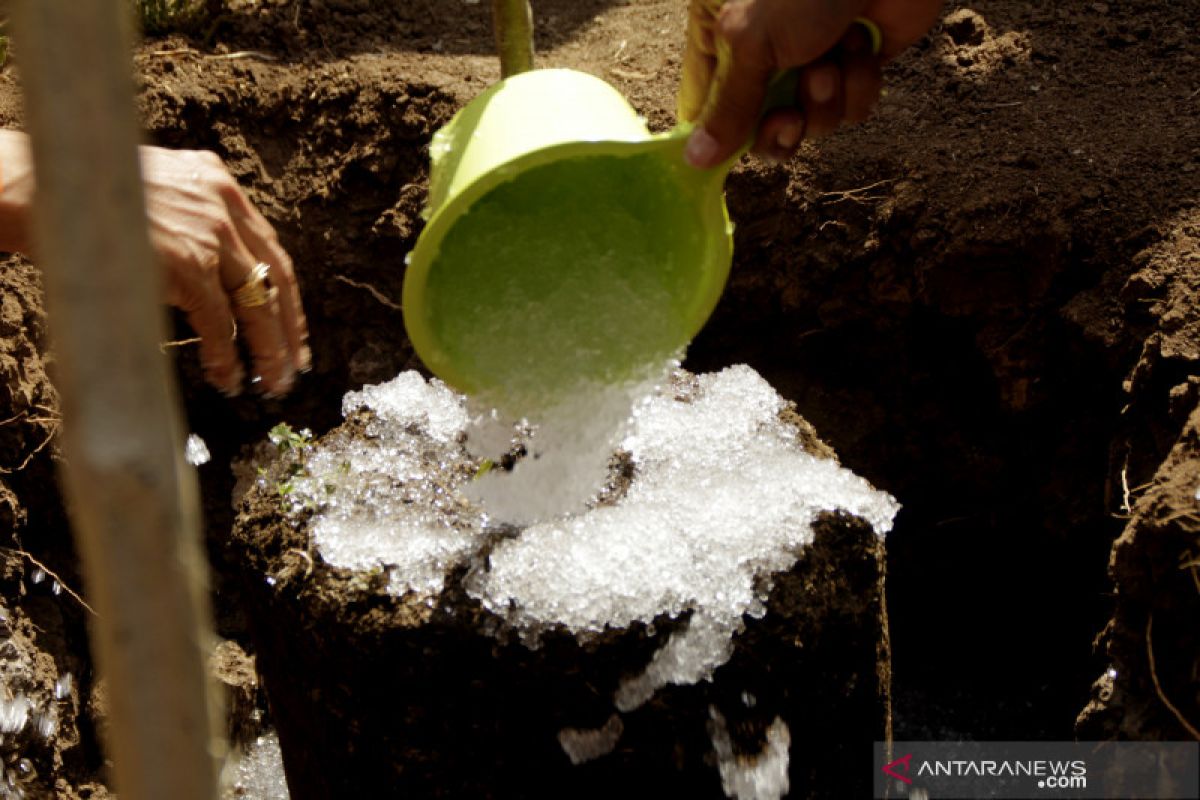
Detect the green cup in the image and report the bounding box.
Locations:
[402,68,731,413]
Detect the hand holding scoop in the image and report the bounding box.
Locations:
[402,22,880,415]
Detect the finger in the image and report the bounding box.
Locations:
[263,247,311,375]
[678,0,719,123]
[179,275,244,397]
[799,60,845,139]
[752,108,806,163]
[838,24,884,124]
[863,1,945,62]
[223,188,311,374]
[233,283,294,399]
[220,236,296,399]
[157,238,245,396]
[686,4,774,168]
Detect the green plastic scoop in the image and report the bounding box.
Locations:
[402,69,740,414]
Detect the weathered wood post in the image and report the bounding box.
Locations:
[492,0,535,77]
[10,2,223,798]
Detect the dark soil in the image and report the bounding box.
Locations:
[0,0,1195,794]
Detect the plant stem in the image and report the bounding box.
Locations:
[491,0,534,78]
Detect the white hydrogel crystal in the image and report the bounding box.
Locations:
[301,366,897,707]
[185,433,211,466]
[463,368,670,525]
[305,367,669,593]
[708,707,791,800]
[469,365,899,704]
[340,370,469,443]
[297,372,486,597]
[221,731,290,800]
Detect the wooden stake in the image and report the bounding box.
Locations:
[492,0,534,78]
[10,2,223,798]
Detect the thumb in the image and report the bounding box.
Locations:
[685,10,773,168]
[685,41,773,168]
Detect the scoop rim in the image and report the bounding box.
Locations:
[401,129,732,398]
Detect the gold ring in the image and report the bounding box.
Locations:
[231,262,272,309]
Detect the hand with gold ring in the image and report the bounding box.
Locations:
[0,132,309,398]
[680,0,945,167]
[138,145,310,398]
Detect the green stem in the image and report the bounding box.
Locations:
[491,0,534,78]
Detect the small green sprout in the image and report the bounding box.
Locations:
[269,422,312,453]
[266,423,317,512]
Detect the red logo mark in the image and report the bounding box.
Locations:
[882,753,913,785]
